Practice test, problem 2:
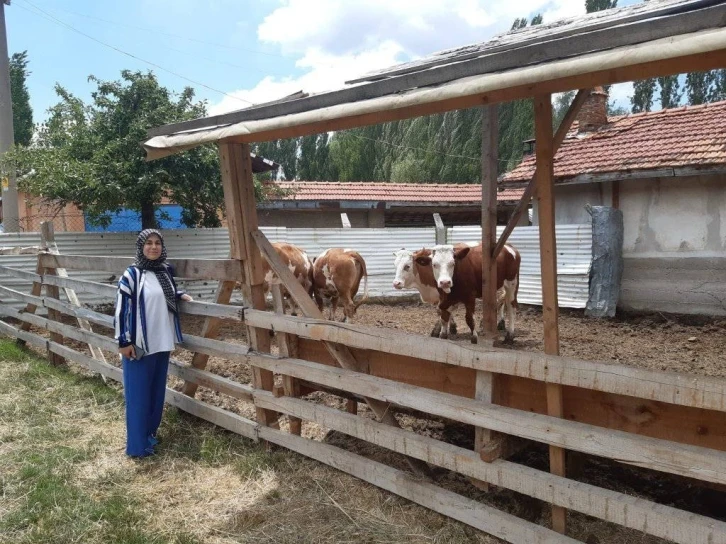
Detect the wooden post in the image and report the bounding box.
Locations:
[220,142,278,429]
[40,221,109,378]
[433,213,446,245]
[340,213,351,228]
[181,281,236,397]
[473,105,503,484]
[272,284,302,436]
[39,223,66,366]
[534,94,567,533]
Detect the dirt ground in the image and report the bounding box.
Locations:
[12,300,726,543]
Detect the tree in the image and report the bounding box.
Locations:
[9,51,33,146]
[657,75,681,109]
[585,0,617,12]
[553,90,576,129]
[686,71,716,105]
[5,70,223,229]
[630,78,656,113]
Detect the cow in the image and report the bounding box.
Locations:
[311,248,368,322]
[412,242,521,343]
[392,248,457,336]
[260,242,314,315]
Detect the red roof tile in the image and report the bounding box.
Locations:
[269,182,524,203]
[502,100,726,184]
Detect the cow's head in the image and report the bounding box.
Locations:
[392,249,415,290]
[414,244,470,293]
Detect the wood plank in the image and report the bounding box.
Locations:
[0,265,42,282]
[38,254,244,282]
[294,342,726,453]
[244,310,726,413]
[0,246,39,255]
[272,284,302,436]
[43,269,66,367]
[252,228,432,476]
[16,259,45,342]
[178,299,245,321]
[148,3,726,138]
[167,359,254,402]
[180,280,237,397]
[41,274,117,299]
[534,93,566,532]
[220,142,277,429]
[217,44,726,145]
[258,426,578,544]
[493,89,590,259]
[247,353,726,486]
[2,306,119,353]
[256,392,726,544]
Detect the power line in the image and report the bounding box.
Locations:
[16,1,255,106]
[16,0,287,58]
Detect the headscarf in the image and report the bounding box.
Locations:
[135,229,177,314]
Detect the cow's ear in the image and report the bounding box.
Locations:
[415,256,431,266]
[454,246,471,260]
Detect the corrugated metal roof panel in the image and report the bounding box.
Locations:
[448,224,592,308]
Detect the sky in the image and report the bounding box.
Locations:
[6,0,639,126]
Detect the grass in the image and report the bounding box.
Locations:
[0,338,498,544]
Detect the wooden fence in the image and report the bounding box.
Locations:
[1,223,726,544]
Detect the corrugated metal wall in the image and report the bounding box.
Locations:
[448,224,592,308]
[0,225,591,310]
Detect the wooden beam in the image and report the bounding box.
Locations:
[493,89,590,259]
[216,45,726,145]
[252,228,433,477]
[475,104,502,473]
[37,254,244,283]
[148,5,726,138]
[534,93,566,533]
[220,142,278,429]
[243,309,726,413]
[271,284,302,436]
[39,224,65,366]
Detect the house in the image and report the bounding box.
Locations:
[257,181,525,228]
[501,90,726,315]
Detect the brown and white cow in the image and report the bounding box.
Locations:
[260,242,314,315]
[311,248,368,322]
[412,242,521,343]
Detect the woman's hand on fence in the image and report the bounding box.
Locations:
[119,345,136,359]
[180,294,193,302]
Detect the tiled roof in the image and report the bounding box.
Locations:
[502,100,726,183]
[268,182,524,203]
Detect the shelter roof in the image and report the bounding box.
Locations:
[265,181,524,204]
[501,100,726,184]
[143,0,726,159]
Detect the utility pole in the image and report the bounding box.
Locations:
[0,0,20,232]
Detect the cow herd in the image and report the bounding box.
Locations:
[261,240,521,343]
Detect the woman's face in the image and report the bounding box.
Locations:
[143,234,163,260]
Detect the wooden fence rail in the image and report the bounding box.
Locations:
[1,315,725,544]
[2,252,726,543]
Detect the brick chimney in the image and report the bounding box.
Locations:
[576,87,609,132]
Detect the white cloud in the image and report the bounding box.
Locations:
[608,82,634,111]
[209,41,405,115]
[211,0,588,115]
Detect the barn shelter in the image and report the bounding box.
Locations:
[503,94,726,316]
[257,181,526,228]
[2,1,725,543]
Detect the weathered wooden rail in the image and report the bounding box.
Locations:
[1,239,725,544]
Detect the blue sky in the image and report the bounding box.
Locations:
[7,0,639,125]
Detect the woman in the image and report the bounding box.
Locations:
[114,229,192,457]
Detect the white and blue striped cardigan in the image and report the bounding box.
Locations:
[114,265,185,351]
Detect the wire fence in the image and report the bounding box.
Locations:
[15,209,189,233]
